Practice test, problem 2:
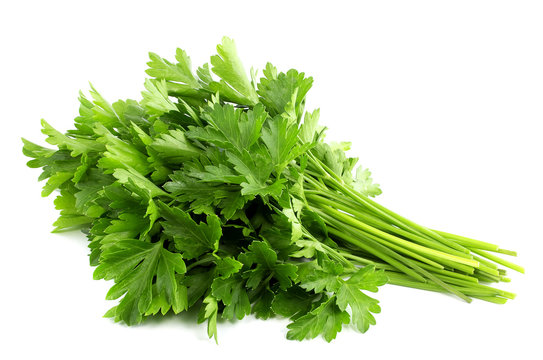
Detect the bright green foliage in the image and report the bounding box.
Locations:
[215,257,243,278]
[198,295,219,343]
[286,297,350,342]
[149,129,202,164]
[141,79,178,115]
[23,37,520,343]
[94,240,186,325]
[209,37,259,106]
[160,204,222,259]
[211,274,251,320]
[335,266,387,333]
[257,63,313,120]
[240,241,297,290]
[146,48,201,95]
[271,286,318,319]
[289,262,385,339]
[298,260,344,293]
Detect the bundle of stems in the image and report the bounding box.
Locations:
[301,152,523,304]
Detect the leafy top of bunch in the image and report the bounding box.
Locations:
[22,37,384,342]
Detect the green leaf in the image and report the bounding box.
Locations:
[41,171,73,197]
[52,214,93,233]
[259,213,299,260]
[164,172,246,219]
[211,274,251,320]
[103,182,142,210]
[215,257,243,278]
[335,282,381,333]
[94,124,152,175]
[198,295,219,343]
[141,79,178,115]
[257,63,313,119]
[299,109,323,144]
[41,119,104,156]
[226,148,285,198]
[298,259,343,293]
[146,48,201,91]
[241,241,297,290]
[159,203,222,259]
[21,138,55,159]
[273,263,298,290]
[190,103,267,153]
[291,240,326,259]
[189,163,245,184]
[243,241,277,268]
[209,37,258,106]
[351,166,382,197]
[185,269,215,307]
[262,116,298,165]
[103,212,149,243]
[85,84,123,130]
[146,279,188,316]
[271,286,317,320]
[93,240,186,325]
[252,288,275,320]
[286,296,350,342]
[282,208,303,243]
[347,265,388,292]
[149,129,201,164]
[310,142,358,184]
[112,167,170,198]
[262,116,312,172]
[300,209,328,240]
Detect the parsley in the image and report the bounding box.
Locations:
[23,37,523,342]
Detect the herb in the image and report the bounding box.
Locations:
[22,37,523,342]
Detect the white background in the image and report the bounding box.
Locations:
[1,1,542,359]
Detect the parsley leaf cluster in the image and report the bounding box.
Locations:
[23,37,522,342]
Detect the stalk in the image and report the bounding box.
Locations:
[470,249,525,274]
[327,226,426,282]
[299,149,520,303]
[319,205,479,268]
[306,193,468,257]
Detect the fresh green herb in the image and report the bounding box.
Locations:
[22,37,522,342]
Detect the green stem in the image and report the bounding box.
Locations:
[432,230,500,251]
[385,273,508,303]
[326,226,426,282]
[319,205,479,268]
[470,249,525,274]
[338,251,395,270]
[496,248,518,256]
[300,227,355,270]
[390,259,479,283]
[186,254,216,272]
[307,193,471,259]
[306,154,470,254]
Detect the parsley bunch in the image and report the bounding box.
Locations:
[22,37,522,342]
